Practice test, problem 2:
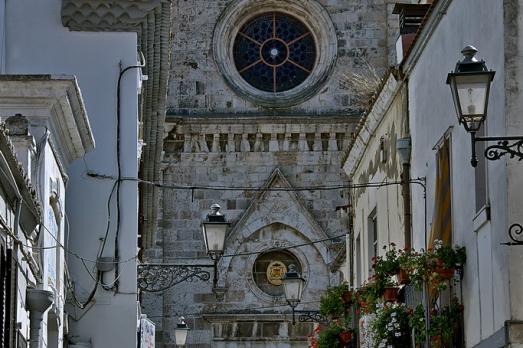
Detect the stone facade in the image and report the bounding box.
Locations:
[144,117,354,347]
[143,0,400,346]
[167,0,396,116]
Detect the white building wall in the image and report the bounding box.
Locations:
[343,77,408,287]
[406,0,512,346]
[2,1,140,347]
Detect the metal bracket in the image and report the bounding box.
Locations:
[137,264,213,292]
[294,310,328,323]
[471,134,523,167]
[502,223,523,246]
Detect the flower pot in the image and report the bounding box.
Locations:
[436,267,455,280]
[398,269,410,284]
[383,287,399,302]
[338,331,353,344]
[341,290,353,306]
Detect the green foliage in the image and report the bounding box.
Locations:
[407,299,464,345]
[372,243,400,277]
[409,304,426,344]
[320,283,349,319]
[317,325,344,348]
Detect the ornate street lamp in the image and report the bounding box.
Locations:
[174,317,190,347]
[202,203,230,288]
[137,204,229,292]
[282,264,305,324]
[447,46,523,246]
[282,264,327,324]
[447,46,523,167]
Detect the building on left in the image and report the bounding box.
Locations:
[0,0,173,347]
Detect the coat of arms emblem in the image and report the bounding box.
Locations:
[266,261,287,286]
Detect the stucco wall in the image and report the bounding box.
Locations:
[3,1,140,347]
[344,80,408,286]
[406,0,510,346]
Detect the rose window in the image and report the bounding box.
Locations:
[233,12,317,93]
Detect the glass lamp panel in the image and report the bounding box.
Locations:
[283,278,303,302]
[202,223,227,253]
[454,74,490,121]
[174,328,189,345]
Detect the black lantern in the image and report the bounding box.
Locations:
[174,317,190,347]
[202,204,230,288]
[201,204,229,261]
[447,46,495,132]
[282,264,305,324]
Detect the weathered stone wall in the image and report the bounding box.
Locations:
[142,1,400,346]
[168,0,395,116]
[142,117,355,347]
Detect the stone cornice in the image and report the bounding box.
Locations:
[61,0,162,32]
[0,75,95,166]
[0,123,42,232]
[342,73,402,178]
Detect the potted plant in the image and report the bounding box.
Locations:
[373,243,400,277]
[382,280,400,302]
[407,298,464,347]
[370,302,411,347]
[317,325,355,348]
[320,284,351,319]
[429,298,464,346]
[426,241,467,290]
[338,329,356,346]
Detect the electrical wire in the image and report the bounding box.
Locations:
[87,172,426,192]
[113,55,146,292]
[144,299,322,319]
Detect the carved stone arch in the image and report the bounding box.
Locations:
[220,222,331,304]
[219,168,332,284]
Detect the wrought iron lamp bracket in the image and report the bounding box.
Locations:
[137,264,214,292]
[501,223,523,246]
[294,310,328,323]
[471,133,523,167]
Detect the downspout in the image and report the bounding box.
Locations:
[401,163,412,249]
[26,288,53,348]
[10,198,21,348]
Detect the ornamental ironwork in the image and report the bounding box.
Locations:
[295,310,328,323]
[483,137,523,162]
[502,223,523,246]
[469,131,523,167]
[137,264,212,292]
[233,12,316,93]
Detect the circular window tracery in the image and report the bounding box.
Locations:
[252,250,302,297]
[213,0,337,107]
[233,13,317,93]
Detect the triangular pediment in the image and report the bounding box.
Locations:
[223,168,331,264]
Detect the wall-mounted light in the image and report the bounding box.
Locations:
[446,46,523,167]
[396,136,411,165]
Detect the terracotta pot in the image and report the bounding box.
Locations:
[436,267,455,280]
[398,268,410,285]
[341,290,353,305]
[383,287,399,302]
[338,331,353,344]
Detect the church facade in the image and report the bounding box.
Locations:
[142,1,399,346]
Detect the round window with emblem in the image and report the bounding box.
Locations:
[213,0,337,107]
[252,250,302,296]
[233,12,316,93]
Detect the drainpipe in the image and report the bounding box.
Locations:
[401,162,412,249]
[396,137,412,249]
[26,288,53,348]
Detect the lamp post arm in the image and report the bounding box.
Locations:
[137,264,214,292]
[469,133,523,166]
